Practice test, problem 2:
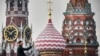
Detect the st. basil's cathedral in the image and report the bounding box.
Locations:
[0,0,99,56]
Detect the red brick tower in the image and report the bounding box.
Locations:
[6,0,28,26]
[1,0,32,56]
[62,0,99,56]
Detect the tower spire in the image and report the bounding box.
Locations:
[47,0,53,19]
[70,0,88,8]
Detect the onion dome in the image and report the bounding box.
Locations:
[35,19,66,51]
[35,0,66,51]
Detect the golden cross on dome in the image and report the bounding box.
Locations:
[47,0,53,19]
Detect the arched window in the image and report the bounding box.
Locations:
[74,26,83,30]
[18,0,22,7]
[65,19,72,25]
[87,39,93,43]
[67,26,71,30]
[25,3,27,8]
[10,0,14,7]
[66,39,69,43]
[87,39,91,43]
[76,38,81,43]
[86,20,89,25]
[64,19,69,24]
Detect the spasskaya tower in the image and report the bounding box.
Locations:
[2,0,32,56]
[6,0,28,26]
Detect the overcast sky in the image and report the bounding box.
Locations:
[0,0,100,44]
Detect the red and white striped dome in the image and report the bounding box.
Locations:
[35,19,66,51]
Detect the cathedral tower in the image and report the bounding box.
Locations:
[2,0,32,56]
[62,0,99,56]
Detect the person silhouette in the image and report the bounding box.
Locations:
[17,40,32,56]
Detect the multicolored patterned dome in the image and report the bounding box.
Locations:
[35,19,66,51]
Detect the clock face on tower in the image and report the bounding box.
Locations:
[24,26,31,42]
[4,25,18,42]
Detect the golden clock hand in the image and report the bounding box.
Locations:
[6,30,11,34]
[10,30,16,34]
[5,30,12,36]
[9,32,12,35]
